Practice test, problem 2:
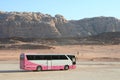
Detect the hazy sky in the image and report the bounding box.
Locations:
[0,0,120,20]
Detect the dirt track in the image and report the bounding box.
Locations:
[0,61,120,80]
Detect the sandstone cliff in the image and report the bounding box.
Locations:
[0,11,120,38]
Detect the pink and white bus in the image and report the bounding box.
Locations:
[20,53,76,71]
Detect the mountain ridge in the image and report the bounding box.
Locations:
[0,11,120,38]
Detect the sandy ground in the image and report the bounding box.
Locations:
[0,45,120,80]
[0,45,120,61]
[0,61,120,80]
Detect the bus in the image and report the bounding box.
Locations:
[20,53,76,71]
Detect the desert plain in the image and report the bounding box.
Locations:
[0,45,120,80]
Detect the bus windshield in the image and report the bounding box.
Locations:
[67,55,76,65]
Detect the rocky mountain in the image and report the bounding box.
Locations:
[0,11,120,38]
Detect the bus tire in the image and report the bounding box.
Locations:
[37,66,42,71]
[64,65,69,70]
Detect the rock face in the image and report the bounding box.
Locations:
[0,11,120,38]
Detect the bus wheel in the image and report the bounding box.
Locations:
[37,66,42,71]
[64,65,69,70]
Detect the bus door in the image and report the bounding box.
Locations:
[47,60,52,70]
[45,55,52,70]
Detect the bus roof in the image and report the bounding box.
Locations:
[21,53,75,56]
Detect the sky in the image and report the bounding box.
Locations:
[0,0,120,20]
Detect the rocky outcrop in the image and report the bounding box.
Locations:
[0,11,120,38]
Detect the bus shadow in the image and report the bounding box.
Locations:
[0,69,68,73]
[0,70,31,73]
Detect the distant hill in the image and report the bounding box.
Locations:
[83,32,120,45]
[0,11,120,38]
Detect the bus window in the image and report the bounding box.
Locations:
[67,55,76,65]
[27,55,35,60]
[35,55,44,60]
[44,55,51,60]
[52,55,59,60]
[20,54,24,60]
[60,55,68,60]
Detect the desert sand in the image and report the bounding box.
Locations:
[0,45,120,61]
[0,61,120,80]
[0,45,120,80]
